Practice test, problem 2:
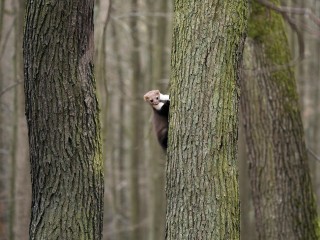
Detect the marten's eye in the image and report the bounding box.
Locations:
[156,97,159,100]
[150,99,153,103]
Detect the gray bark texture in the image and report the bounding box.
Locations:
[23,1,104,239]
[166,0,248,239]
[240,1,320,239]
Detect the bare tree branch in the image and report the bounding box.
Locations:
[244,0,307,75]
[257,0,306,60]
[282,12,305,59]
[112,11,171,20]
[307,147,320,163]
[0,20,14,61]
[0,81,22,98]
[256,0,320,26]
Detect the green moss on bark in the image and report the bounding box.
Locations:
[240,0,320,239]
[166,1,248,239]
[248,0,298,105]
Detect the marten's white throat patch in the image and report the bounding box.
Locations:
[153,102,164,110]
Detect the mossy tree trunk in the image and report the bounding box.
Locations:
[23,0,104,239]
[166,0,248,239]
[240,1,319,239]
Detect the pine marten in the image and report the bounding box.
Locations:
[144,90,170,150]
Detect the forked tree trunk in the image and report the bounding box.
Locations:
[166,0,248,239]
[23,1,104,239]
[240,1,319,239]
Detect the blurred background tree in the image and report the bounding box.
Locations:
[240,0,319,238]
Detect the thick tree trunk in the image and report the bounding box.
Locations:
[166,1,248,239]
[23,1,104,239]
[240,1,319,239]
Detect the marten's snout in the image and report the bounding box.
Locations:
[150,98,159,105]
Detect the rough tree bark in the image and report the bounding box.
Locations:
[240,1,319,239]
[166,0,248,239]
[23,0,104,239]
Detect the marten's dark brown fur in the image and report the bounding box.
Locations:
[144,90,170,150]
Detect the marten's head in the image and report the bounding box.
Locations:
[144,90,162,110]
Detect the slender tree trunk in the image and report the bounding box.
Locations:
[129,0,144,239]
[303,0,320,210]
[23,0,104,239]
[13,0,31,237]
[147,1,170,239]
[314,0,320,208]
[9,0,26,238]
[166,1,248,239]
[239,120,256,240]
[0,0,4,41]
[94,1,112,238]
[153,0,169,90]
[0,0,8,237]
[109,16,129,240]
[9,43,18,240]
[240,1,319,239]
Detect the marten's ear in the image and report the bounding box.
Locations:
[144,95,149,101]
